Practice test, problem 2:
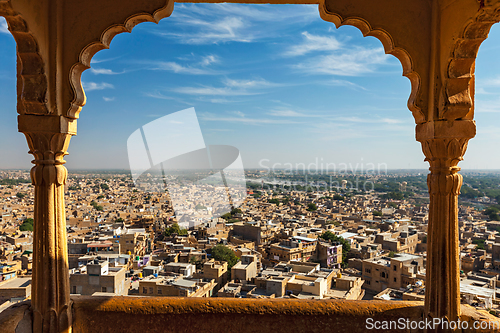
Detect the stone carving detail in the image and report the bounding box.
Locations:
[68,0,174,119]
[23,131,73,333]
[318,0,425,124]
[442,3,500,121]
[0,1,49,116]
[420,136,470,321]
[421,137,469,173]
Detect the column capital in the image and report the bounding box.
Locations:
[19,116,74,187]
[416,120,475,174]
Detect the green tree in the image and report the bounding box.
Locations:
[307,203,317,211]
[100,183,109,190]
[373,210,383,217]
[19,218,34,232]
[90,201,104,212]
[333,194,344,201]
[115,218,124,223]
[484,207,500,221]
[210,244,239,270]
[16,192,26,199]
[319,231,351,267]
[164,223,188,237]
[472,239,486,250]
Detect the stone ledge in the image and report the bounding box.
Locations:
[72,296,425,333]
[1,297,498,332]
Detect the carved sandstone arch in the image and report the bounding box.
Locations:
[319,1,425,124]
[443,2,500,121]
[68,1,174,119]
[0,1,49,116]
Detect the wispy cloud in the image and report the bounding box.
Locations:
[154,16,252,44]
[294,46,388,76]
[200,55,219,66]
[91,68,125,75]
[0,19,9,35]
[134,54,221,75]
[475,98,500,113]
[327,79,367,90]
[284,31,389,77]
[268,109,309,117]
[284,32,341,56]
[172,78,280,96]
[103,96,115,102]
[200,112,299,125]
[334,116,404,124]
[143,91,192,105]
[173,86,258,96]
[90,56,122,64]
[151,3,318,45]
[149,61,219,75]
[229,110,245,117]
[83,82,114,91]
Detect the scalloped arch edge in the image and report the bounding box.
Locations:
[68,0,175,120]
[318,0,425,124]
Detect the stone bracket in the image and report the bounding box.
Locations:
[416,119,476,141]
[18,114,77,135]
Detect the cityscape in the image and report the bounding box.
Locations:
[2,168,500,316]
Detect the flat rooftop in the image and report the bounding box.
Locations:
[0,277,31,289]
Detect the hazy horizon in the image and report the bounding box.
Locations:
[1,4,499,170]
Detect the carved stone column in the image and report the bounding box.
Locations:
[20,115,75,333]
[417,120,475,324]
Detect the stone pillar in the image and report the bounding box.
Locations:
[417,120,475,324]
[20,116,75,333]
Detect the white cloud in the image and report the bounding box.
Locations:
[268,110,309,117]
[0,20,9,35]
[103,97,115,102]
[284,32,342,57]
[91,68,124,75]
[200,55,219,66]
[82,82,114,91]
[152,61,218,75]
[475,98,500,113]
[200,112,298,125]
[151,3,318,45]
[155,16,252,44]
[90,56,122,64]
[223,78,277,88]
[294,46,388,76]
[143,92,191,105]
[327,79,367,90]
[230,111,245,117]
[334,116,404,124]
[173,86,258,96]
[172,77,279,96]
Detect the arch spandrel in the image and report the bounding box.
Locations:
[444,2,500,122]
[319,0,432,124]
[318,0,496,126]
[6,0,173,121]
[65,0,175,119]
[0,1,49,117]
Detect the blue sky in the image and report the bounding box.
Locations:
[0,4,499,171]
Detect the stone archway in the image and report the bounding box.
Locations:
[1,0,500,331]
